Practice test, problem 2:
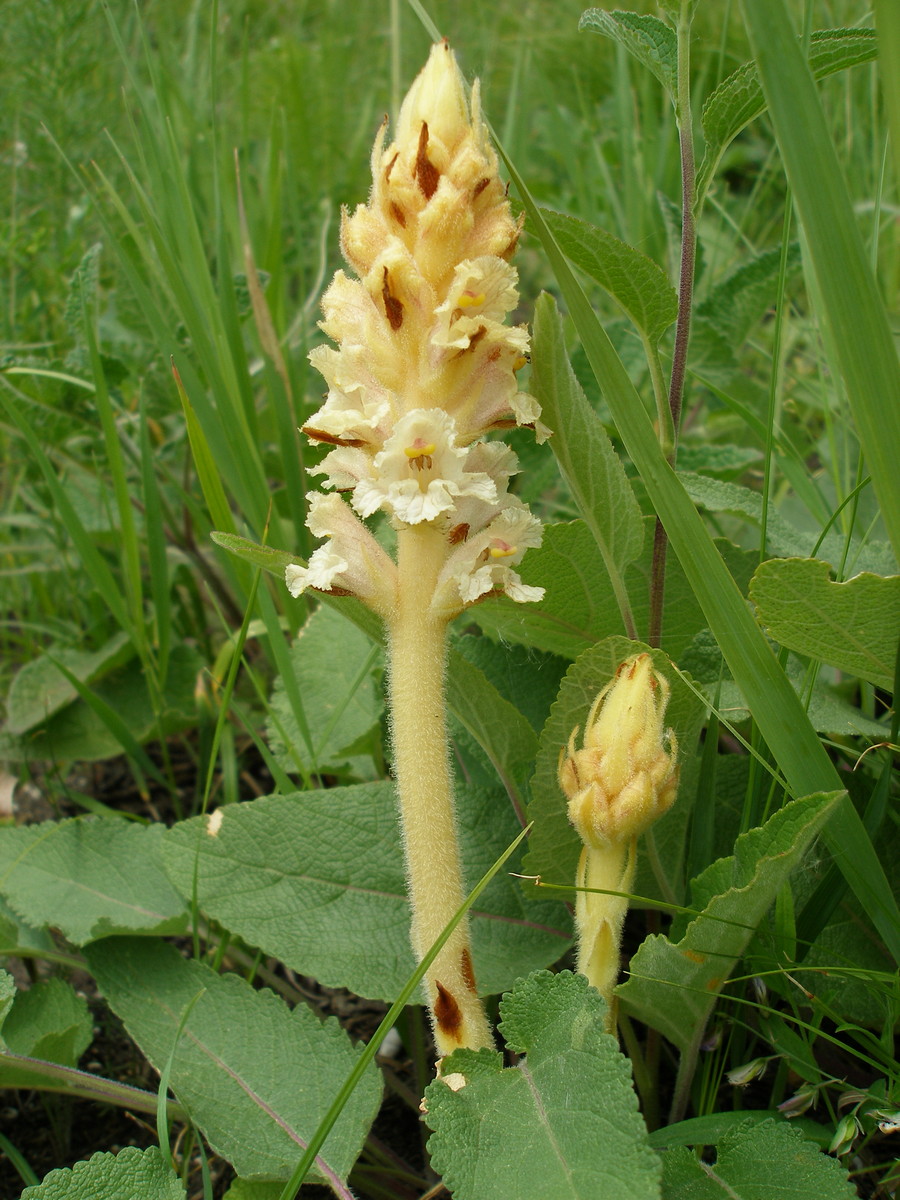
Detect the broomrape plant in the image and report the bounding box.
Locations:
[559,652,679,1025]
[284,40,546,1057]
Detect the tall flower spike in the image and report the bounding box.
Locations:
[286,42,547,1062]
[558,653,679,1027]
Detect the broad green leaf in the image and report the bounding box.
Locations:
[0,971,13,1025]
[695,243,802,348]
[649,1110,830,1150]
[0,819,187,942]
[472,520,630,658]
[210,530,295,578]
[679,472,895,577]
[531,294,644,633]
[445,648,539,812]
[0,978,92,1081]
[696,29,879,202]
[676,443,762,478]
[5,632,133,735]
[617,792,839,1052]
[2,644,202,764]
[424,970,661,1200]
[739,6,900,561]
[711,656,890,738]
[86,938,381,1186]
[163,783,570,1003]
[451,634,567,737]
[538,214,678,345]
[0,896,56,957]
[523,637,706,903]
[579,9,677,99]
[750,560,900,690]
[21,1147,185,1200]
[223,1184,282,1200]
[660,1117,856,1198]
[266,604,383,777]
[472,518,755,662]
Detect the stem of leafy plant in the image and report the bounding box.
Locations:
[648,0,697,649]
[0,1050,186,1122]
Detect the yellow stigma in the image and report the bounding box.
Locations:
[488,539,516,558]
[458,290,486,308]
[404,440,437,458]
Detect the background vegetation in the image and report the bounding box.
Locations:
[0,1,896,1198]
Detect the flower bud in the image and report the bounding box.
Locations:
[559,653,679,851]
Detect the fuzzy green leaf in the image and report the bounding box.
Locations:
[749,559,900,690]
[4,631,132,735]
[617,793,840,1051]
[660,1117,857,1198]
[20,1147,185,1200]
[695,243,802,348]
[523,637,706,901]
[0,819,187,943]
[679,472,895,576]
[266,604,383,776]
[676,443,762,478]
[223,1184,282,1200]
[579,9,677,98]
[472,520,629,658]
[532,294,644,611]
[86,938,381,1186]
[424,970,661,1200]
[472,518,755,662]
[0,978,92,1089]
[0,971,13,1025]
[697,29,878,201]
[0,895,56,957]
[538,214,678,345]
[162,783,570,1003]
[445,647,539,811]
[3,644,202,764]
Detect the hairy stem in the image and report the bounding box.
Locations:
[388,524,492,1057]
[575,838,636,1031]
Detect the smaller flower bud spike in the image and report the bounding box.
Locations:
[559,652,680,1027]
[560,653,679,852]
